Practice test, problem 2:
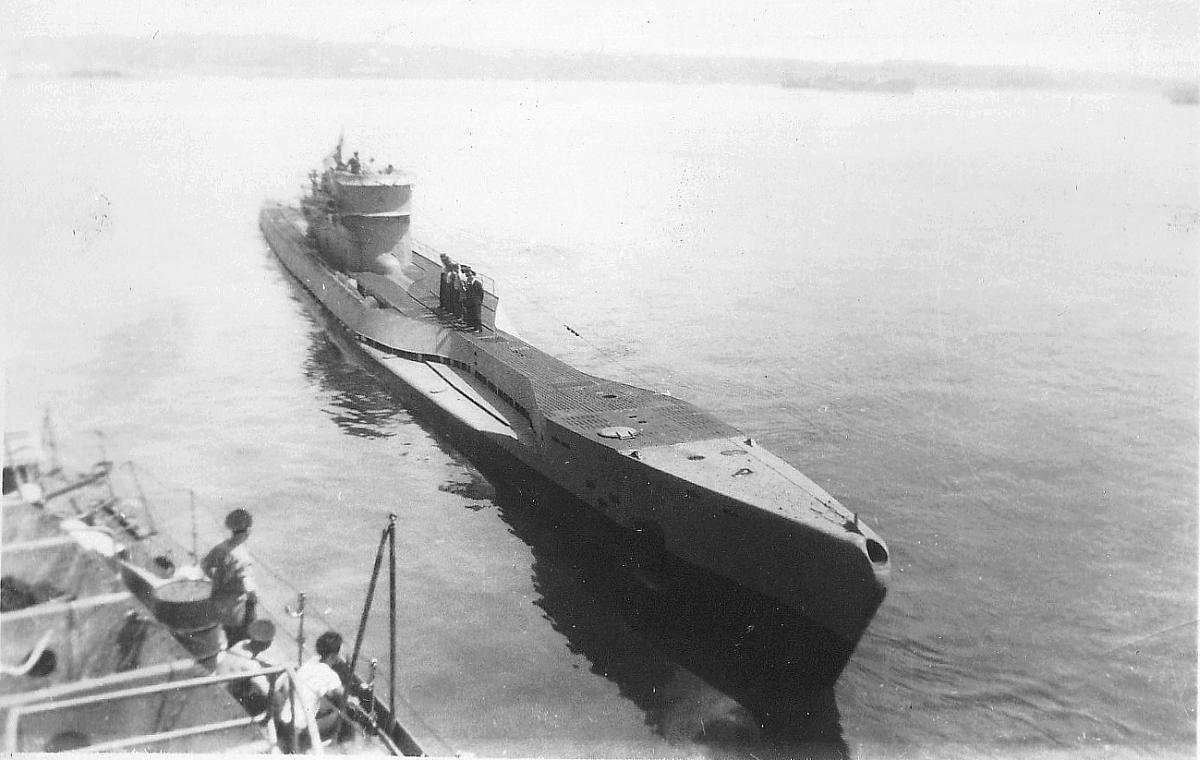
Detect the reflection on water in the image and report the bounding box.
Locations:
[490,475,848,759]
[302,323,412,439]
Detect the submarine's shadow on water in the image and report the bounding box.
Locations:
[490,472,850,759]
[280,270,848,758]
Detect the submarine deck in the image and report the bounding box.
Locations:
[396,248,741,449]
[260,200,741,450]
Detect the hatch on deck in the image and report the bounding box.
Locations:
[597,426,640,440]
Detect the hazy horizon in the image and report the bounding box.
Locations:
[5,33,1193,96]
[2,0,1196,79]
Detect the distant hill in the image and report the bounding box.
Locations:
[4,34,1191,94]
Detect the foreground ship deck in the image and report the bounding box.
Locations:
[1,426,449,755]
[261,158,890,679]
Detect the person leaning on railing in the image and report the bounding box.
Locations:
[214,619,287,716]
[274,630,351,752]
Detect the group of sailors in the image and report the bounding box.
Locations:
[335,149,395,176]
[438,253,486,332]
[202,508,367,753]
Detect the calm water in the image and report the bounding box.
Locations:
[2,77,1196,758]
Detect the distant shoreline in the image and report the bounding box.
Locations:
[9,71,1194,100]
[5,34,1195,94]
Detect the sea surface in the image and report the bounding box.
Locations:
[2,77,1196,759]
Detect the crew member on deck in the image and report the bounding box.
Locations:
[202,508,259,644]
[464,267,485,332]
[275,630,349,752]
[347,152,361,174]
[448,264,466,322]
[215,619,286,718]
[438,254,454,313]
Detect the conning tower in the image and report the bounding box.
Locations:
[313,171,413,277]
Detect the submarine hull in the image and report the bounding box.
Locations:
[260,196,888,666]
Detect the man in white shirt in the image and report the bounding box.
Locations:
[275,630,347,751]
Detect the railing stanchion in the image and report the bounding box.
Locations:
[290,592,307,665]
[337,514,396,751]
[388,512,397,728]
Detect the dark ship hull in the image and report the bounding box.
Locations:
[260,161,890,679]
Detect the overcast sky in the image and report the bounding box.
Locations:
[3,0,1197,77]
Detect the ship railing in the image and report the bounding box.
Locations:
[412,241,498,296]
[3,662,327,755]
[408,243,500,332]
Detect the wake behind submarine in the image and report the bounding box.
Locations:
[259,143,890,683]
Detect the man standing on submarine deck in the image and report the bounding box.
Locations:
[448,264,466,323]
[464,267,485,332]
[438,254,454,313]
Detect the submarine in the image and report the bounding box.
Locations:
[259,145,891,681]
